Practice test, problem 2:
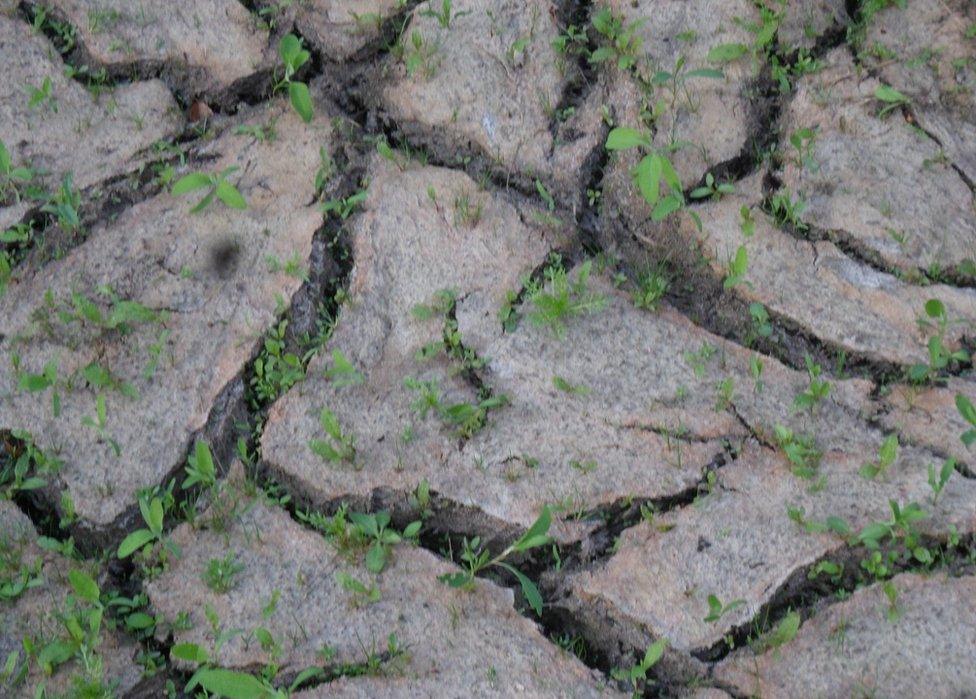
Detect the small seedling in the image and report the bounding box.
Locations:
[774,425,822,479]
[420,0,470,29]
[183,440,217,490]
[309,407,357,466]
[882,580,902,622]
[874,84,910,118]
[927,458,954,504]
[525,258,607,337]
[27,76,56,111]
[348,510,420,574]
[401,31,442,79]
[278,34,313,122]
[0,139,32,203]
[753,610,800,652]
[860,434,898,480]
[793,355,831,412]
[690,172,735,201]
[439,506,552,616]
[324,349,365,387]
[553,375,590,396]
[767,189,807,230]
[203,552,245,594]
[335,571,381,605]
[589,8,645,71]
[957,394,976,446]
[605,127,687,222]
[118,495,166,558]
[610,638,667,692]
[724,245,749,289]
[41,172,82,233]
[789,127,818,171]
[739,206,756,237]
[703,594,745,623]
[632,269,669,311]
[172,167,247,213]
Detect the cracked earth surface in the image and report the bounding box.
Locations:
[1,0,975,697]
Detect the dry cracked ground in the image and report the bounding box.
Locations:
[1,0,975,697]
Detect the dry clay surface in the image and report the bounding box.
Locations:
[1,0,975,697]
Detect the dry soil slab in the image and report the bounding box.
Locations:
[0,14,181,197]
[0,501,142,697]
[294,0,405,62]
[780,47,976,276]
[565,443,976,662]
[715,572,976,698]
[864,0,976,186]
[33,0,271,101]
[145,475,616,697]
[675,172,976,367]
[0,102,330,546]
[263,155,927,546]
[373,0,603,205]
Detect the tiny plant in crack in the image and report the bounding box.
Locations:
[703,594,745,623]
[309,407,357,467]
[0,138,33,203]
[793,355,831,412]
[589,8,645,71]
[860,434,898,480]
[420,0,471,28]
[606,127,694,225]
[610,638,667,695]
[524,256,607,337]
[172,167,247,213]
[439,505,552,616]
[874,84,910,119]
[908,299,970,383]
[278,34,314,123]
[203,552,245,594]
[956,393,976,447]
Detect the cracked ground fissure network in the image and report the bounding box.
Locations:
[2,0,976,697]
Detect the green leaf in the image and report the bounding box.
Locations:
[499,563,543,616]
[215,180,247,210]
[956,394,976,426]
[171,173,212,196]
[707,43,748,64]
[606,127,649,151]
[651,195,682,221]
[148,497,164,534]
[191,668,272,699]
[635,154,662,205]
[762,611,800,650]
[511,505,552,552]
[438,571,472,588]
[365,543,387,574]
[67,570,99,603]
[289,81,314,123]
[641,637,667,670]
[875,85,908,103]
[924,298,946,319]
[117,528,156,558]
[685,68,725,80]
[171,642,209,664]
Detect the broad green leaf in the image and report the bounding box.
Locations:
[192,668,272,699]
[924,298,945,319]
[511,505,551,552]
[707,43,747,64]
[762,610,800,649]
[289,81,314,123]
[365,543,387,574]
[67,570,99,603]
[606,127,648,151]
[641,637,667,669]
[171,642,209,664]
[636,154,662,205]
[956,393,976,426]
[437,571,471,588]
[148,497,164,534]
[875,85,907,103]
[215,180,247,210]
[685,68,725,80]
[117,529,155,558]
[499,563,543,616]
[651,195,682,221]
[171,173,212,196]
